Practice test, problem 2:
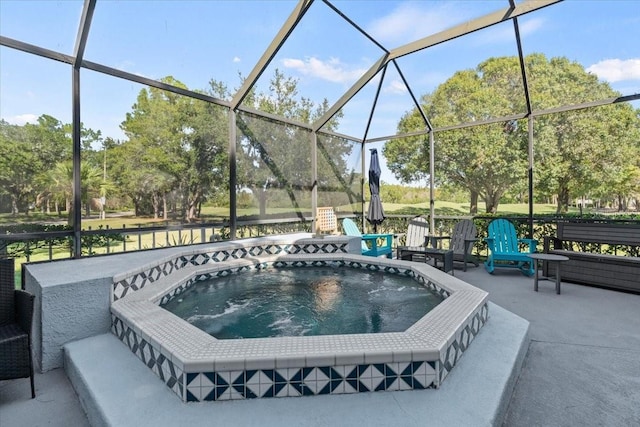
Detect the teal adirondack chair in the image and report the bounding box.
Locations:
[342,218,393,258]
[484,219,537,276]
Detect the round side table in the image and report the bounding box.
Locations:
[527,253,570,294]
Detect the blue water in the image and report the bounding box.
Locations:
[162,266,443,339]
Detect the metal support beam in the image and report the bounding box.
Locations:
[362,65,387,142]
[429,131,436,235]
[389,0,561,60]
[318,0,560,134]
[392,60,432,131]
[533,95,640,116]
[82,60,230,107]
[71,67,82,258]
[231,0,314,110]
[323,0,389,53]
[229,110,237,240]
[528,117,534,239]
[513,13,535,239]
[0,35,74,64]
[313,53,389,133]
[364,92,640,144]
[70,0,96,258]
[311,132,318,233]
[73,0,95,66]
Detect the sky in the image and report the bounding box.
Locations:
[1,0,639,185]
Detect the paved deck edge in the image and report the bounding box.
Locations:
[63,302,529,427]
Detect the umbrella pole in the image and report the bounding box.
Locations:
[367,148,385,235]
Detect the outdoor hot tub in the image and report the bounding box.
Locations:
[110,233,488,402]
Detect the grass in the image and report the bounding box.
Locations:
[0,201,587,229]
[366,201,573,216]
[201,202,576,218]
[81,216,177,229]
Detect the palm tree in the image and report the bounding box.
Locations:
[48,161,104,224]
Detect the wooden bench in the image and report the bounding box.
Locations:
[543,222,640,293]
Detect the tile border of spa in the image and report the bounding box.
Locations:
[109,235,488,402]
[111,235,360,302]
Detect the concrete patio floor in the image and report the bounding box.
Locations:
[1,264,639,426]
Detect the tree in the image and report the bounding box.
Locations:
[235,69,348,216]
[119,77,191,220]
[0,116,72,215]
[108,131,174,219]
[386,56,527,213]
[182,80,230,220]
[117,76,231,222]
[47,161,103,224]
[0,120,37,215]
[525,55,640,212]
[385,54,640,213]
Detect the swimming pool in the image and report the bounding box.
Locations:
[110,234,488,402]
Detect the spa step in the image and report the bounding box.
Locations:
[63,302,529,427]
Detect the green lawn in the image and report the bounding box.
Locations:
[373,201,572,216]
[0,201,585,230]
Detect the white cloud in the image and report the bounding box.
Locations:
[384,79,408,94]
[4,114,38,125]
[519,17,544,36]
[233,56,241,63]
[281,57,368,84]
[367,2,465,47]
[587,59,640,83]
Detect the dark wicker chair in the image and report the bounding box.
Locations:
[0,258,36,398]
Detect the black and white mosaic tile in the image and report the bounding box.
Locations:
[185,361,437,402]
[112,241,350,301]
[112,314,185,399]
[438,303,489,383]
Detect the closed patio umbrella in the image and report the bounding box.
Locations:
[366,148,385,233]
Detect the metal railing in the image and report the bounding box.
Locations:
[3,214,639,288]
